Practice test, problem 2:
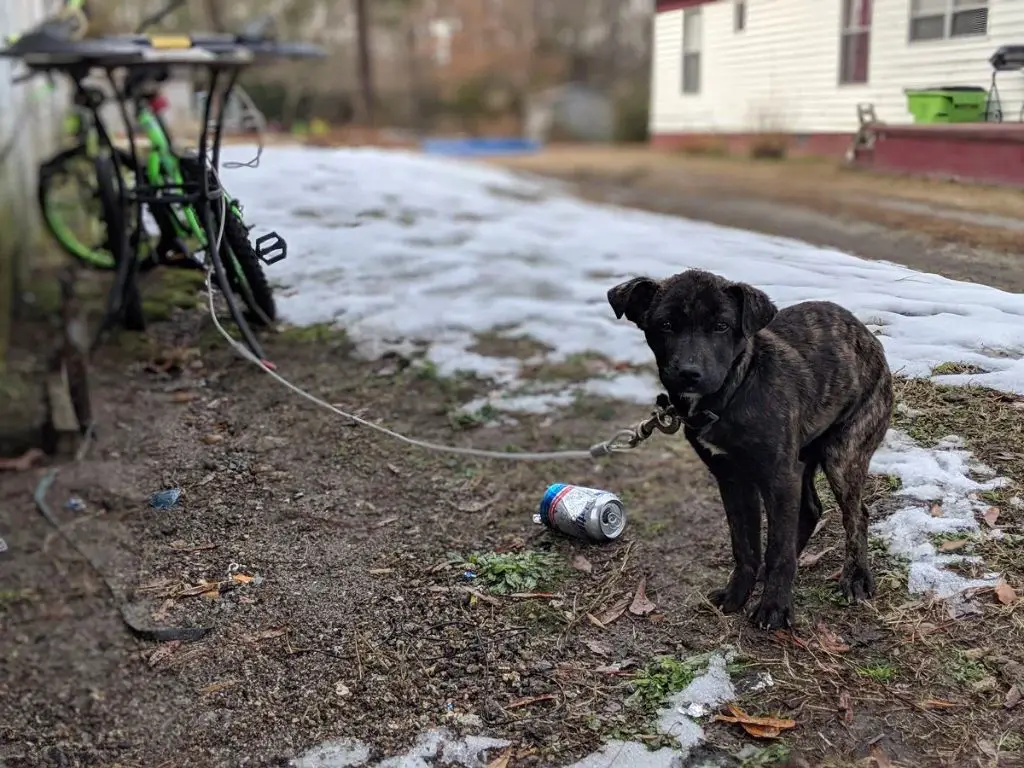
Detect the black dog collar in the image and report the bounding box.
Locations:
[682,409,719,433]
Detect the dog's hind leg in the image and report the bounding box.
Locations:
[797,458,824,556]
[821,407,889,603]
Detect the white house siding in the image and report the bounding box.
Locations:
[651,0,1024,135]
[0,1,64,229]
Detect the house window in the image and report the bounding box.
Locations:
[909,0,988,42]
[682,8,702,94]
[734,1,747,32]
[839,0,872,84]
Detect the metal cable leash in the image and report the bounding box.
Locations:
[203,279,682,462]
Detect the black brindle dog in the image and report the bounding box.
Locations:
[608,269,893,630]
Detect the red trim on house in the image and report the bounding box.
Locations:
[854,123,1024,186]
[650,132,855,159]
[656,0,717,13]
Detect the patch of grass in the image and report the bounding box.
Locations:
[948,651,987,685]
[627,655,708,712]
[462,550,562,595]
[277,323,348,345]
[141,270,205,321]
[856,663,898,683]
[449,404,499,431]
[0,589,35,613]
[469,331,552,361]
[930,361,988,376]
[739,743,792,767]
[892,379,1024,481]
[523,352,613,383]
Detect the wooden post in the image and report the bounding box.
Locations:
[42,270,93,457]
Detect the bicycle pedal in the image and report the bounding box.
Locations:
[255,232,287,265]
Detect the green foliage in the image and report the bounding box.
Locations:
[462,550,562,594]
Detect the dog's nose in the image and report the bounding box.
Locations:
[675,366,702,386]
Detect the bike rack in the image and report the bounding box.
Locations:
[1,34,324,364]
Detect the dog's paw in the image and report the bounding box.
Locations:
[708,569,756,613]
[708,585,751,614]
[839,561,876,603]
[749,597,793,631]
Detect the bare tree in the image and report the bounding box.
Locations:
[354,0,374,125]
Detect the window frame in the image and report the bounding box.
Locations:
[908,0,988,42]
[681,7,702,95]
[839,0,872,85]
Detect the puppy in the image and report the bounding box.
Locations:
[608,269,893,629]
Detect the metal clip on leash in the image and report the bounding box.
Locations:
[588,401,681,457]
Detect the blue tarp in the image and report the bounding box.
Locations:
[420,137,541,157]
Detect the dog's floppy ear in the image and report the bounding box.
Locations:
[607,277,659,327]
[729,281,777,337]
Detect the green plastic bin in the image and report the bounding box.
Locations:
[905,86,989,124]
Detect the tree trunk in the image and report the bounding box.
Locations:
[354,0,375,126]
[204,0,227,32]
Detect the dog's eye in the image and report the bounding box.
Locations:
[713,322,730,333]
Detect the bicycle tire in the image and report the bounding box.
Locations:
[37,145,140,271]
[220,207,277,327]
[93,153,146,332]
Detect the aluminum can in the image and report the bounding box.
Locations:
[534,483,626,542]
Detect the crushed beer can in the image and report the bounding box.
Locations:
[534,483,626,542]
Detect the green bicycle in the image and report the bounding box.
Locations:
[34,0,282,330]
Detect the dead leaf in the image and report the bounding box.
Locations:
[169,541,218,553]
[798,545,835,568]
[995,579,1018,605]
[814,622,851,654]
[919,698,958,709]
[595,659,637,674]
[201,588,220,601]
[0,448,45,473]
[386,463,401,476]
[714,703,796,740]
[586,613,605,628]
[200,679,239,695]
[629,577,657,616]
[147,640,182,667]
[201,433,224,445]
[1004,684,1021,710]
[457,495,499,513]
[368,568,393,575]
[507,694,556,710]
[939,539,970,552]
[583,639,613,657]
[983,507,1000,527]
[837,690,854,725]
[374,517,399,528]
[929,503,943,517]
[230,573,255,585]
[571,555,593,574]
[870,745,893,768]
[486,747,513,768]
[594,596,631,626]
[175,580,223,599]
[243,627,288,643]
[171,391,198,404]
[463,586,501,607]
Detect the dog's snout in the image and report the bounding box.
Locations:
[674,365,703,387]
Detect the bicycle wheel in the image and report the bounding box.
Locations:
[37,145,140,271]
[219,206,277,327]
[178,157,277,327]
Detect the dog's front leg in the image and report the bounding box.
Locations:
[751,471,801,630]
[708,464,761,614]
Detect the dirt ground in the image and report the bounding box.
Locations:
[2,150,1024,768]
